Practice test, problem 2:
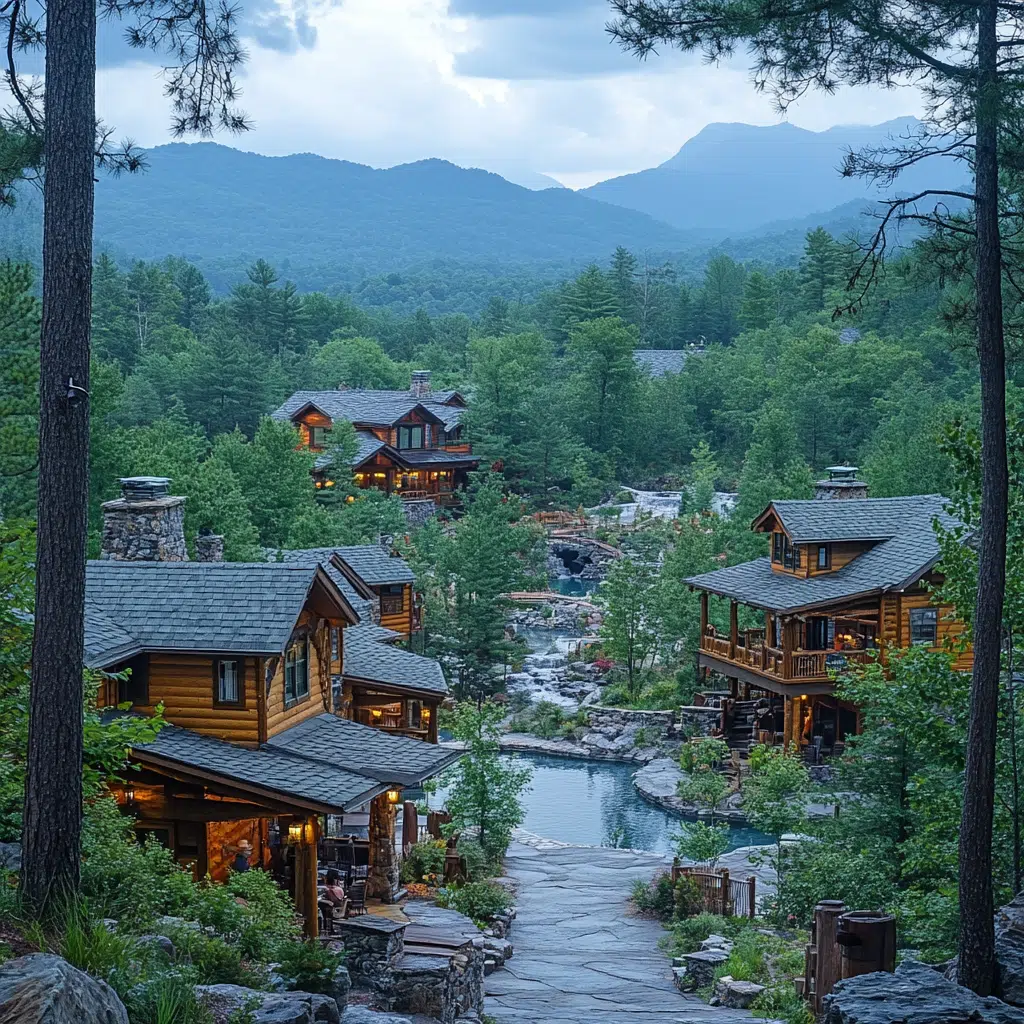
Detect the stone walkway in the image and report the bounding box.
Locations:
[485,839,755,1023]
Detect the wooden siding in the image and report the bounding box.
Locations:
[295,410,333,449]
[265,612,335,738]
[133,654,261,746]
[880,590,973,671]
[207,817,264,883]
[378,583,414,638]
[805,541,874,577]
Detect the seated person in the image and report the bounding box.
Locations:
[323,869,346,907]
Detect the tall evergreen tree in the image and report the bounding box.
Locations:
[739,270,776,331]
[798,228,844,312]
[609,2,1016,986]
[609,246,639,322]
[560,264,619,334]
[479,296,512,337]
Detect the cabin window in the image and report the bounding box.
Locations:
[309,425,328,448]
[284,639,310,705]
[910,607,938,646]
[331,627,340,662]
[772,532,783,563]
[409,700,422,729]
[214,659,242,707]
[380,585,405,615]
[781,535,799,569]
[817,545,831,570]
[117,654,149,706]
[398,425,424,449]
[436,429,446,446]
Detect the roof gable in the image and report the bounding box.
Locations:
[272,390,461,430]
[84,561,358,669]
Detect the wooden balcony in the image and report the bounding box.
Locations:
[699,627,873,689]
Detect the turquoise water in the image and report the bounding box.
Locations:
[551,577,600,597]
[512,754,770,855]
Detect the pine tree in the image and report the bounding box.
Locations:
[739,271,776,331]
[798,228,844,312]
[91,254,137,370]
[167,258,211,332]
[479,296,512,337]
[609,246,639,323]
[560,264,619,333]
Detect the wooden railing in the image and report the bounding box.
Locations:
[700,628,871,682]
[671,862,756,919]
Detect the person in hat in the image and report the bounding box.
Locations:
[230,838,253,873]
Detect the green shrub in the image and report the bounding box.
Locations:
[630,872,676,920]
[59,914,139,981]
[435,881,513,924]
[400,839,447,885]
[272,938,344,994]
[751,984,814,1024]
[456,838,491,882]
[169,926,263,987]
[667,912,734,954]
[122,971,214,1024]
[672,876,703,920]
[721,930,768,983]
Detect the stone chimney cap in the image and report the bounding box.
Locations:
[120,476,172,501]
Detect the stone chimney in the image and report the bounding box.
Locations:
[195,530,225,562]
[101,477,188,561]
[410,370,432,399]
[815,465,869,501]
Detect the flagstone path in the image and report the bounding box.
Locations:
[485,836,756,1024]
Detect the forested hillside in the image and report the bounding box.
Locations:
[0,136,935,314]
[0,226,985,567]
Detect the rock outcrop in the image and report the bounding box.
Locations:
[0,954,128,1024]
[196,983,340,1024]
[824,959,1024,1024]
[997,892,1024,1006]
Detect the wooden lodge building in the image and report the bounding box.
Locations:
[271,370,480,506]
[686,468,973,756]
[84,477,456,936]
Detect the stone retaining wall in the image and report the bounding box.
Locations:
[678,706,723,737]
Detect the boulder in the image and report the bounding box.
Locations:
[673,948,730,991]
[0,841,21,871]
[326,966,351,1012]
[997,893,1024,1006]
[134,934,175,959]
[700,934,733,953]
[824,959,1024,1024]
[0,953,128,1024]
[196,983,340,1024]
[713,976,765,1009]
[338,1009,413,1023]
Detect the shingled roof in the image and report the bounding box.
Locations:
[688,494,960,613]
[84,561,357,670]
[343,628,448,697]
[332,546,415,586]
[268,713,459,785]
[633,349,688,377]
[272,390,465,432]
[273,547,376,617]
[130,713,457,812]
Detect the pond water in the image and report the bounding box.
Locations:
[551,576,600,597]
[448,753,769,855]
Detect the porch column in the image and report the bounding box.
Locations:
[782,618,795,678]
[699,591,709,643]
[292,816,319,938]
[729,601,738,660]
[789,696,803,748]
[368,792,399,902]
[782,697,793,751]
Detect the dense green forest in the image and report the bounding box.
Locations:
[0,224,986,563]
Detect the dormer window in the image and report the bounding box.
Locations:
[381,585,405,615]
[773,532,799,569]
[309,425,328,448]
[398,425,424,449]
[772,532,784,563]
[817,545,831,570]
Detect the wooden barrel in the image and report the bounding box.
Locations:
[836,910,897,979]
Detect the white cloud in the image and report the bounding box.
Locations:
[94,0,925,184]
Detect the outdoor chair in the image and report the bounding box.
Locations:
[346,880,367,917]
[319,898,348,935]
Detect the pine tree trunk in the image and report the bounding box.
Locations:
[958,0,1008,994]
[19,0,95,913]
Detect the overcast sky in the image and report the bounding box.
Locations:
[90,0,925,188]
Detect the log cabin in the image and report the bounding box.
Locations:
[686,469,973,756]
[85,478,457,936]
[271,370,480,506]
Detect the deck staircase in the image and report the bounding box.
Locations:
[725,700,759,756]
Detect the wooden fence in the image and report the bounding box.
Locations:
[671,862,756,918]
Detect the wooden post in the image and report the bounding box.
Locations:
[782,618,794,678]
[293,817,319,939]
[782,697,793,751]
[812,900,847,1014]
[402,800,418,857]
[720,868,730,916]
[729,601,738,660]
[699,591,709,644]
[747,876,756,919]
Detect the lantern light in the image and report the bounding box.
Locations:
[421,707,431,720]
[288,822,304,842]
[125,783,136,806]
[386,789,401,805]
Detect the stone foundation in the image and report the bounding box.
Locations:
[402,499,439,528]
[332,917,405,989]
